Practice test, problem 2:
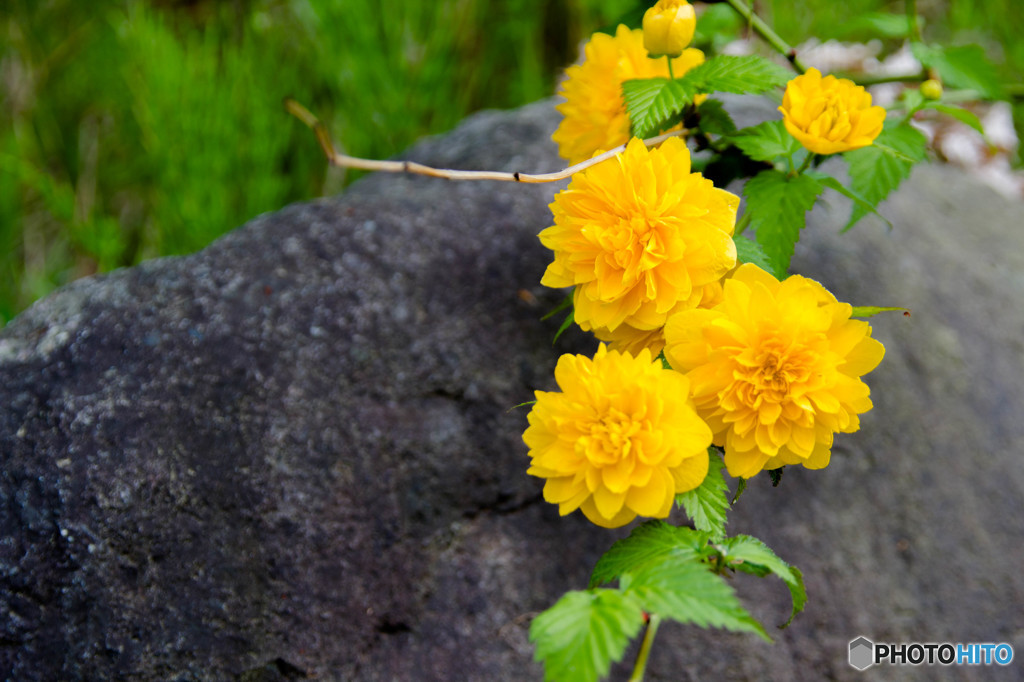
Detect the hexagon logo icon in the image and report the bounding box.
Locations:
[849,636,875,670]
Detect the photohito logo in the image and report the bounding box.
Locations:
[849,637,1014,670]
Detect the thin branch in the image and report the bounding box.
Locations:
[845,71,927,87]
[725,0,806,74]
[284,99,689,184]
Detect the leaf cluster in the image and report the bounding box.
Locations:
[619,45,999,278]
[531,450,806,682]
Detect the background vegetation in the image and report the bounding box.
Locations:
[1,0,1020,325]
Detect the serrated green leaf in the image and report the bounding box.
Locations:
[695,98,737,136]
[742,170,822,274]
[733,235,779,275]
[718,535,807,628]
[731,477,748,504]
[681,55,792,96]
[675,449,730,540]
[851,305,910,318]
[842,123,927,231]
[625,554,770,640]
[807,171,891,230]
[590,520,708,588]
[876,123,929,161]
[730,120,802,163]
[530,589,646,682]
[911,43,1004,100]
[622,77,694,139]
[925,102,985,135]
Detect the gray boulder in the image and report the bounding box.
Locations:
[1,99,1022,681]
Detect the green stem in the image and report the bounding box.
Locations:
[667,55,676,80]
[629,615,662,682]
[906,0,922,44]
[792,152,814,177]
[846,71,927,87]
[734,210,751,237]
[724,0,806,73]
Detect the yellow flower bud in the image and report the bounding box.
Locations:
[643,0,697,59]
[779,67,886,156]
[920,78,943,100]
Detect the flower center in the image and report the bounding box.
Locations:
[579,407,642,466]
[755,352,793,398]
[597,210,667,283]
[813,95,853,140]
[734,337,817,407]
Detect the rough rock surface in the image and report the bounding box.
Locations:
[2,99,1023,681]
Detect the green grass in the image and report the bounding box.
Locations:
[0,0,626,325]
[0,0,1020,326]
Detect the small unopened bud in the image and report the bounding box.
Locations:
[920,79,943,101]
[642,0,697,59]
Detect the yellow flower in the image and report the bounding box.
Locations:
[539,136,738,337]
[524,345,713,528]
[552,25,705,165]
[643,0,697,58]
[779,67,886,155]
[663,264,885,479]
[591,281,724,357]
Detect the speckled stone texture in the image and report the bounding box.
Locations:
[1,99,1023,681]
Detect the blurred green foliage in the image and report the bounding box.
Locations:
[0,0,624,325]
[0,0,1019,325]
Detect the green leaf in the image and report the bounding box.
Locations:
[731,477,748,505]
[624,554,770,640]
[681,55,792,95]
[807,171,891,230]
[850,305,910,318]
[590,520,708,588]
[742,170,822,274]
[911,43,1004,100]
[622,77,694,139]
[530,589,645,682]
[900,88,927,117]
[693,3,744,52]
[675,449,730,540]
[695,98,737,136]
[730,120,802,163]
[838,12,920,39]
[733,235,780,276]
[925,102,985,135]
[541,292,573,321]
[553,307,575,344]
[718,535,807,628]
[842,123,927,231]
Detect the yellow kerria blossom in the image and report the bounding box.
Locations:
[524,344,713,528]
[591,280,724,357]
[552,25,705,165]
[643,0,697,58]
[779,67,886,156]
[539,136,738,342]
[663,264,885,479]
